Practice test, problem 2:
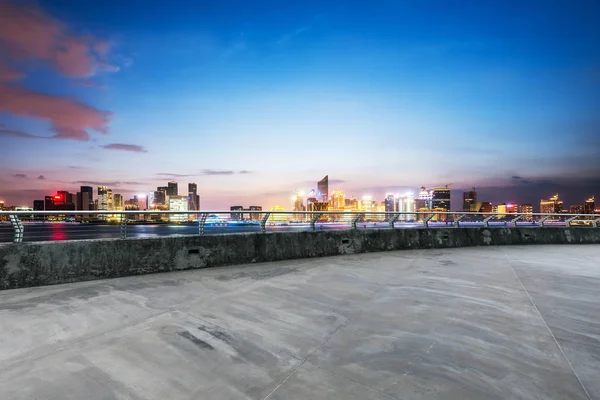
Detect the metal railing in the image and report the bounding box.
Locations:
[0,210,598,243]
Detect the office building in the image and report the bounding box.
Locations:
[497,203,518,217]
[399,193,415,221]
[432,187,451,211]
[168,196,188,222]
[167,181,178,196]
[570,205,584,214]
[33,200,44,211]
[520,204,533,214]
[188,183,200,211]
[345,197,359,211]
[540,194,562,214]
[463,189,477,211]
[417,187,433,209]
[330,190,345,211]
[360,196,378,213]
[230,205,244,220]
[384,194,395,213]
[113,194,123,211]
[268,206,287,222]
[98,186,109,211]
[151,190,167,207]
[44,196,55,211]
[584,196,595,214]
[248,205,262,221]
[318,175,329,203]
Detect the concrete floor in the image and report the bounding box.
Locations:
[0,245,598,400]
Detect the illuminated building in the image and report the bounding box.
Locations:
[113,194,123,211]
[497,203,518,217]
[97,186,111,219]
[360,196,378,220]
[292,191,305,221]
[417,187,433,209]
[135,194,147,211]
[230,205,244,220]
[384,194,395,213]
[584,196,595,214]
[167,181,178,196]
[169,195,188,222]
[376,202,387,221]
[330,190,346,211]
[318,175,329,203]
[188,183,199,211]
[540,194,562,214]
[463,189,477,211]
[268,205,287,222]
[399,193,415,221]
[520,204,533,214]
[345,197,359,211]
[432,187,451,211]
[471,202,494,214]
[150,190,167,208]
[248,206,262,221]
[0,201,4,210]
[570,205,584,214]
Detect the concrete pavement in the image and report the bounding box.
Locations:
[0,245,598,399]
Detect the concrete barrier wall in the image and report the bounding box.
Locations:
[1,227,600,290]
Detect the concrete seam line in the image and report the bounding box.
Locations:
[503,252,593,400]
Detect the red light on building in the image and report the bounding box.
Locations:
[54,195,61,199]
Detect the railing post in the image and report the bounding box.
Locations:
[352,213,364,230]
[199,213,208,235]
[593,218,600,228]
[483,215,495,228]
[120,213,127,239]
[310,213,322,232]
[539,216,551,227]
[510,215,523,227]
[9,215,24,243]
[454,214,466,227]
[423,214,434,228]
[388,213,400,228]
[565,215,579,227]
[260,213,271,233]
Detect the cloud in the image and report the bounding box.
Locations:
[72,180,145,187]
[37,175,46,180]
[156,173,195,177]
[239,170,252,174]
[13,173,27,179]
[67,165,88,170]
[0,123,42,138]
[0,85,111,140]
[202,169,234,175]
[0,60,24,82]
[512,176,523,180]
[100,143,147,153]
[276,25,312,45]
[0,2,118,77]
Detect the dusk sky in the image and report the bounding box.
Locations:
[1,0,599,210]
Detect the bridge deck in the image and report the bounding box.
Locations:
[1,245,598,400]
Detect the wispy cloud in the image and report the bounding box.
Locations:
[13,173,27,179]
[156,173,195,177]
[202,169,234,175]
[239,170,252,174]
[0,123,43,139]
[276,25,312,45]
[67,165,88,170]
[73,180,145,187]
[101,143,147,153]
[37,175,46,180]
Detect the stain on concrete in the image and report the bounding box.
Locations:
[178,330,215,350]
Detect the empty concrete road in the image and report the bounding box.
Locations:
[0,245,598,399]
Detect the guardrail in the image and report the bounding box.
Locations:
[0,210,598,243]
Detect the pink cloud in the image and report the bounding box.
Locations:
[101,143,148,153]
[0,84,111,140]
[0,60,24,82]
[0,2,118,77]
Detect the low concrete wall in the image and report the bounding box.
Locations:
[1,227,600,290]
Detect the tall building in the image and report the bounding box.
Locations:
[77,186,94,211]
[33,200,44,211]
[570,205,584,214]
[318,175,329,203]
[113,194,124,211]
[167,181,178,196]
[540,194,562,214]
[268,206,287,222]
[169,195,188,222]
[520,204,533,214]
[44,196,55,211]
[384,194,395,213]
[151,189,167,207]
[330,190,346,211]
[360,196,378,213]
[463,189,477,211]
[188,183,200,211]
[417,187,433,209]
[230,205,244,220]
[584,196,595,214]
[97,186,110,217]
[432,187,451,211]
[248,205,262,221]
[399,193,415,221]
[497,203,518,217]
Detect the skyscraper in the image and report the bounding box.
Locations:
[77,186,93,211]
[330,190,345,211]
[169,195,188,222]
[98,186,109,212]
[384,194,395,212]
[113,194,124,211]
[188,183,200,211]
[248,205,262,221]
[432,187,451,211]
[318,175,329,203]
[540,194,562,214]
[167,181,178,196]
[463,189,477,211]
[230,205,244,220]
[417,187,433,210]
[584,196,595,214]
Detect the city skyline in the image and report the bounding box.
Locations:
[1,1,599,209]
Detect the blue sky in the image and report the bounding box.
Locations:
[1,0,599,209]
